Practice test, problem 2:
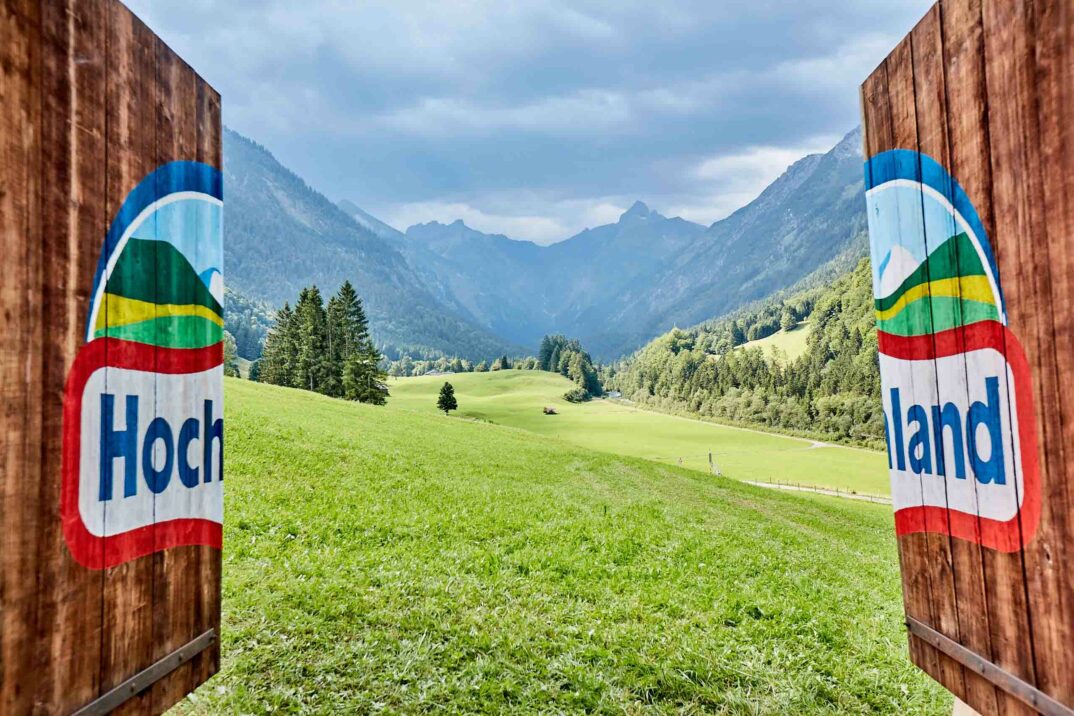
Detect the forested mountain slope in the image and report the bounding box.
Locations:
[223,129,518,360]
[609,258,882,447]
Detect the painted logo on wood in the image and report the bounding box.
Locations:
[62,161,224,569]
[865,150,1039,552]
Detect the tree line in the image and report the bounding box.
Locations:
[257,280,389,405]
[537,335,602,401]
[608,259,883,447]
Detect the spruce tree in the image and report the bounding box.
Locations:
[437,382,458,415]
[259,303,296,386]
[293,286,330,392]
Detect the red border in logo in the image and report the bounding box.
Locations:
[62,338,224,569]
[878,320,1040,552]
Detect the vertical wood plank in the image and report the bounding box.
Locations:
[937,2,1039,713]
[192,76,224,692]
[980,0,1066,703]
[0,1,43,711]
[148,37,202,713]
[33,0,109,711]
[1016,0,1074,704]
[103,5,157,713]
[883,33,968,701]
[861,56,945,686]
[909,6,1000,711]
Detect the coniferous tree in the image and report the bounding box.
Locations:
[437,382,458,415]
[259,303,297,386]
[538,336,555,371]
[293,286,330,392]
[223,331,240,377]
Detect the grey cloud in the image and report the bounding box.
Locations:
[126,0,933,241]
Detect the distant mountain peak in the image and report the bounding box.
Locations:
[621,200,652,221]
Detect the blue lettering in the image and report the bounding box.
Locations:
[890,388,906,471]
[885,376,1008,485]
[178,418,201,488]
[883,411,892,469]
[203,399,223,483]
[967,376,1006,485]
[142,417,174,494]
[99,393,139,501]
[907,404,932,474]
[931,403,965,479]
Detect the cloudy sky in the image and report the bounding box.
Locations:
[126,0,932,244]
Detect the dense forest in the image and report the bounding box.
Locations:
[224,287,274,360]
[257,281,390,405]
[608,259,882,447]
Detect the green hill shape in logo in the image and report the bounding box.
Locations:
[874,232,1000,337]
[93,237,223,349]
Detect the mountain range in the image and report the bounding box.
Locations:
[224,127,867,360]
[223,130,520,360]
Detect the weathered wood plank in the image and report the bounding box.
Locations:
[979,0,1065,702]
[0,1,44,711]
[103,5,158,713]
[861,54,946,685]
[882,33,969,701]
[148,36,202,713]
[1017,0,1074,705]
[192,76,224,692]
[33,0,109,711]
[935,1,1039,713]
[910,6,1000,711]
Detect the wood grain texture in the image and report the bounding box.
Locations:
[1020,0,1074,705]
[0,1,44,711]
[936,1,1037,713]
[192,77,224,691]
[0,1,221,712]
[865,0,1074,711]
[35,0,108,711]
[861,55,948,688]
[103,7,157,713]
[149,33,200,713]
[909,7,1000,710]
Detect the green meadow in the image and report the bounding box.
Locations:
[179,378,946,714]
[738,320,813,362]
[388,371,889,496]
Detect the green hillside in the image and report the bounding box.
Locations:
[388,370,889,496]
[739,320,813,362]
[186,379,946,713]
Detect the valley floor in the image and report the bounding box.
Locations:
[176,378,946,714]
[388,371,890,497]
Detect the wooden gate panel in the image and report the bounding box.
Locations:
[865,1,1074,712]
[149,35,200,713]
[1,1,223,712]
[862,51,949,689]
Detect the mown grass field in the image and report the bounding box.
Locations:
[738,320,813,362]
[388,371,889,496]
[178,378,946,714]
